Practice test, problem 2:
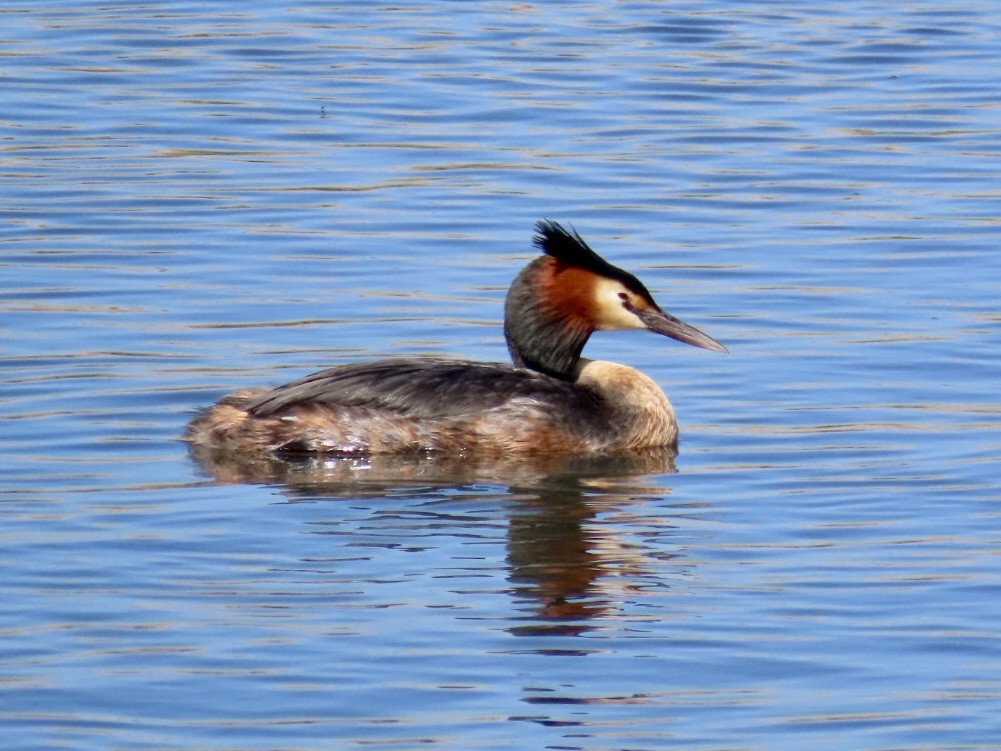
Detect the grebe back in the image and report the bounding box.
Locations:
[185,221,726,455]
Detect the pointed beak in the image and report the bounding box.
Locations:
[636,307,728,353]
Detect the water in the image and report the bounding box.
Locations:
[2,1,1000,749]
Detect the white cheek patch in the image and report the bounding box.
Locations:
[592,278,647,331]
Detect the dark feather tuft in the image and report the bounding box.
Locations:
[532,220,657,302]
[533,220,618,276]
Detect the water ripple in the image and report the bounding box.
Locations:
[2,1,1000,749]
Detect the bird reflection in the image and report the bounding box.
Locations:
[503,453,677,635]
[188,444,679,632]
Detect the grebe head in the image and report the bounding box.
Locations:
[504,220,727,380]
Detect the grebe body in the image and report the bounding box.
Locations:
[185,222,725,456]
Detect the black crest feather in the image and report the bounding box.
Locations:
[532,220,654,300]
[533,220,617,276]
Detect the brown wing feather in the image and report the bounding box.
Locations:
[244,358,600,419]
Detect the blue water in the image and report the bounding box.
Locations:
[2,2,1000,749]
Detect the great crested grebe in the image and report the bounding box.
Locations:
[185,221,726,456]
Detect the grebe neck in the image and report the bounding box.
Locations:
[503,257,593,381]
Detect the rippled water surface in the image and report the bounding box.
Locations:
[3,2,1000,749]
